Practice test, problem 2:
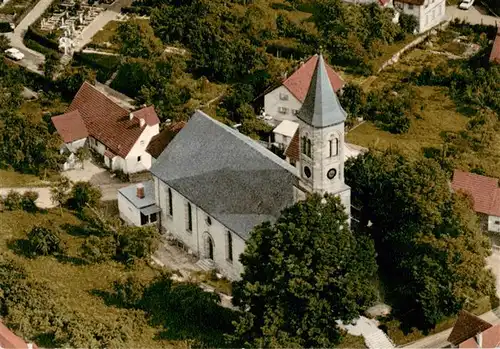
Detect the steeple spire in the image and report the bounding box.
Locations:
[297,54,347,128]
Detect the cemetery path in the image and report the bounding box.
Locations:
[72,10,119,51]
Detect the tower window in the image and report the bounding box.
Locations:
[306,139,312,158]
[329,138,339,157]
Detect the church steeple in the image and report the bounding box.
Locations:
[297,54,347,128]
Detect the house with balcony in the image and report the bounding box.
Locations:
[51,82,160,174]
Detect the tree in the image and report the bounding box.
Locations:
[114,19,163,58]
[27,225,64,256]
[399,13,418,34]
[50,177,72,215]
[0,34,10,52]
[345,150,496,329]
[41,52,60,80]
[75,145,90,169]
[57,66,96,98]
[68,181,102,211]
[339,83,365,119]
[230,193,378,347]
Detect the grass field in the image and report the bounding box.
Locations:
[347,46,500,179]
[89,19,151,52]
[0,209,180,348]
[0,169,59,187]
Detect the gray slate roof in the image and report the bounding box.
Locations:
[297,54,347,128]
[118,180,156,208]
[150,110,299,240]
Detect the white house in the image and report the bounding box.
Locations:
[51,82,160,174]
[393,0,446,33]
[451,170,500,234]
[342,0,391,6]
[118,181,161,226]
[118,54,351,281]
[272,120,299,151]
[264,54,345,125]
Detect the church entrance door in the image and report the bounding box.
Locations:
[203,233,215,260]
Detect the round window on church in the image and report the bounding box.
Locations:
[327,168,337,180]
[304,166,312,178]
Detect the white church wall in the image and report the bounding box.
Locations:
[154,176,245,280]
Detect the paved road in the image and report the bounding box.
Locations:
[4,0,56,73]
[446,5,499,26]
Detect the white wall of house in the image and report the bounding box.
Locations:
[154,176,245,280]
[399,0,445,33]
[489,215,500,234]
[118,192,141,226]
[65,138,87,153]
[124,124,160,174]
[264,86,303,124]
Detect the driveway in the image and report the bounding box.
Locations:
[446,5,499,26]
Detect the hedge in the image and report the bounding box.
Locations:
[0,22,13,33]
[72,52,120,83]
[24,26,60,52]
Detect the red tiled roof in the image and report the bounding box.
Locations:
[58,82,157,158]
[104,149,116,159]
[284,129,300,163]
[451,170,500,217]
[379,0,391,5]
[460,324,500,348]
[51,110,88,143]
[146,121,186,159]
[283,54,345,102]
[394,0,424,5]
[490,28,500,64]
[132,106,160,126]
[0,321,37,349]
[448,310,493,346]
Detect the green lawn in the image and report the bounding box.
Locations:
[337,334,367,348]
[89,19,151,52]
[348,47,500,179]
[0,169,59,187]
[0,209,185,348]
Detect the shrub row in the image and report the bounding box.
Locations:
[24,26,60,53]
[72,52,120,83]
[0,190,39,212]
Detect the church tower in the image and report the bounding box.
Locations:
[296,54,351,218]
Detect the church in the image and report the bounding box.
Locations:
[120,55,352,280]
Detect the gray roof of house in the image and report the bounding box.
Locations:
[150,110,298,240]
[297,54,347,128]
[118,180,156,209]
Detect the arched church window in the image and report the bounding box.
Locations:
[301,136,307,154]
[328,138,339,157]
[306,139,312,158]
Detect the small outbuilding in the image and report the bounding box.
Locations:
[117,181,161,227]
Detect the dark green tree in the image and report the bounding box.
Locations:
[230,193,378,347]
[0,34,10,52]
[345,150,496,329]
[41,52,60,80]
[27,225,64,256]
[114,19,163,58]
[68,181,102,211]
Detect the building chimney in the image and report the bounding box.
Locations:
[139,118,145,128]
[129,112,134,120]
[136,183,145,199]
[476,332,483,348]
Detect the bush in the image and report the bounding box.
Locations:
[26,225,64,256]
[3,190,23,210]
[80,235,115,263]
[21,190,39,212]
[112,276,146,308]
[72,52,120,83]
[68,181,102,211]
[24,26,60,52]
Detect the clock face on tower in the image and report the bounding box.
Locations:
[327,168,337,180]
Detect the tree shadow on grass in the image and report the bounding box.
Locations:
[7,238,87,265]
[91,281,238,347]
[60,223,89,237]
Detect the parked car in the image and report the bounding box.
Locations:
[4,48,24,61]
[459,0,474,10]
